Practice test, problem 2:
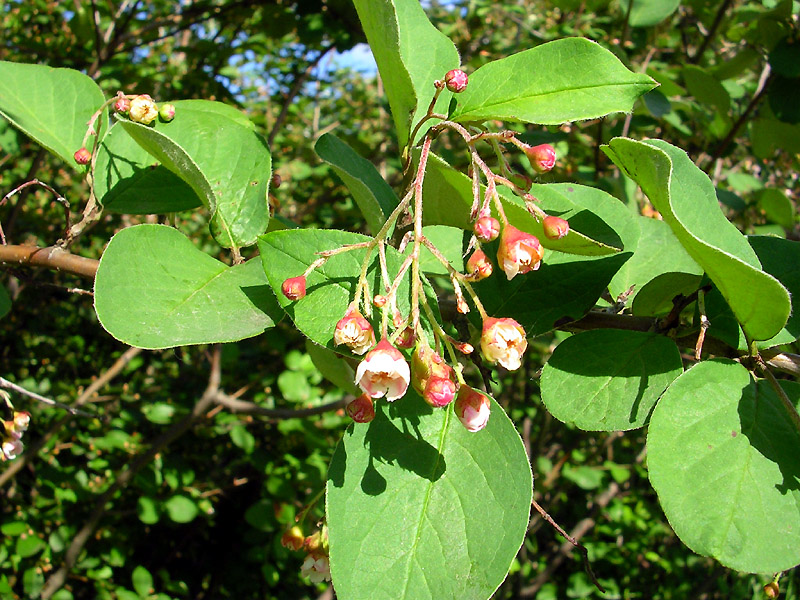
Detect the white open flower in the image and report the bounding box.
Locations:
[301,553,331,583]
[481,317,528,371]
[355,338,410,402]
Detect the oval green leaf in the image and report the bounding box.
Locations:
[0,61,107,168]
[94,224,280,349]
[93,124,201,214]
[451,38,657,125]
[603,138,791,341]
[647,359,800,573]
[119,100,271,248]
[315,133,398,235]
[541,330,683,431]
[327,391,532,600]
[164,495,199,524]
[353,0,459,147]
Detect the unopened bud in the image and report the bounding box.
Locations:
[542,215,569,240]
[346,394,375,423]
[444,69,468,93]
[764,582,779,598]
[424,376,457,408]
[456,342,474,355]
[373,295,387,308]
[281,526,305,551]
[395,327,415,349]
[474,216,500,243]
[114,95,131,114]
[523,143,556,173]
[158,103,176,122]
[73,147,91,165]
[281,276,306,301]
[271,173,282,189]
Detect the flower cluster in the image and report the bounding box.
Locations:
[113,93,175,125]
[1,393,30,462]
[281,526,331,584]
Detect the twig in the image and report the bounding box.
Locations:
[0,378,96,417]
[530,498,606,594]
[690,0,733,64]
[756,358,800,435]
[1,179,71,245]
[214,394,348,419]
[695,288,709,360]
[0,347,143,488]
[40,346,224,599]
[0,244,98,278]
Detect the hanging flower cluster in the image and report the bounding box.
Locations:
[281,525,331,584]
[280,69,569,433]
[1,391,30,462]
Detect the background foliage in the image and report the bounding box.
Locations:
[1,0,798,599]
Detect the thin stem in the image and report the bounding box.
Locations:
[756,358,800,436]
[0,378,96,418]
[410,137,433,332]
[0,180,71,245]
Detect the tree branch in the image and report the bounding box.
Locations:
[214,393,348,420]
[0,378,96,418]
[0,244,98,278]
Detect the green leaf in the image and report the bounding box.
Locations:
[327,392,532,600]
[315,133,398,235]
[164,495,198,524]
[132,565,153,597]
[142,402,175,425]
[119,100,271,248]
[757,189,795,228]
[230,424,256,454]
[23,567,44,599]
[1,521,26,536]
[748,236,800,348]
[647,359,800,573]
[631,272,703,317]
[306,340,360,396]
[451,38,657,125]
[419,225,465,275]
[93,124,201,214]
[15,535,45,559]
[0,284,10,320]
[0,61,107,168]
[540,330,683,431]
[353,0,459,147]
[94,224,280,349]
[609,216,702,302]
[474,185,638,336]
[137,497,160,525]
[621,0,681,27]
[603,138,791,341]
[422,153,621,255]
[258,229,440,352]
[682,66,730,112]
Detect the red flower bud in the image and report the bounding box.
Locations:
[411,343,452,396]
[474,216,500,243]
[523,143,556,173]
[373,294,387,308]
[346,394,375,423]
[281,276,306,301]
[114,95,131,114]
[454,386,491,432]
[424,376,457,408]
[444,69,468,93]
[542,215,569,240]
[73,147,91,165]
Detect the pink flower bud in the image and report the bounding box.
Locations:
[158,103,176,122]
[497,224,542,280]
[354,338,410,402]
[129,94,159,125]
[424,376,457,408]
[281,525,305,551]
[301,553,331,583]
[411,343,452,396]
[523,143,556,173]
[456,342,474,355]
[73,147,91,165]
[542,216,569,240]
[334,306,376,356]
[395,327,416,349]
[454,387,491,432]
[114,95,131,114]
[346,394,375,423]
[373,294,387,308]
[481,317,528,371]
[474,216,500,243]
[281,276,306,301]
[444,69,468,93]
[465,249,493,281]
